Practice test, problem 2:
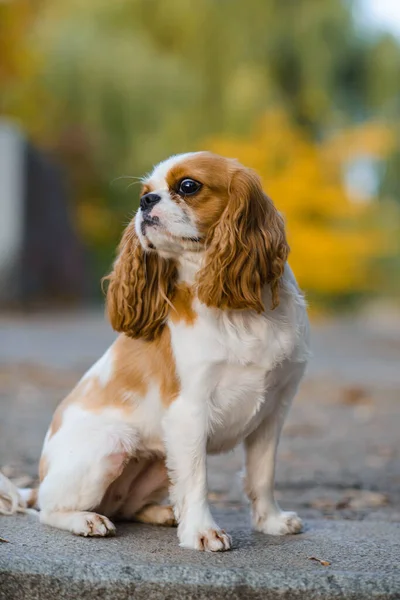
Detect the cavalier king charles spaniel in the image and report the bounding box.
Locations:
[0,152,310,552]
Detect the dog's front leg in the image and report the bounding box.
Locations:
[163,396,231,552]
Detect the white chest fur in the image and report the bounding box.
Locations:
[168,267,310,452]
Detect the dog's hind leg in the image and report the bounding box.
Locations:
[38,410,137,537]
[134,503,176,526]
[244,363,306,536]
[116,459,176,526]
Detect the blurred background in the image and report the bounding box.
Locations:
[0,1,399,521]
[1,0,400,310]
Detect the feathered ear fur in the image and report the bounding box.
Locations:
[103,221,177,340]
[197,166,289,312]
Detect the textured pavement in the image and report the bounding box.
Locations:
[1,512,400,600]
[0,309,399,598]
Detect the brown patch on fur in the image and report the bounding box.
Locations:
[107,331,179,408]
[39,455,49,482]
[26,488,38,508]
[47,376,92,440]
[49,405,63,438]
[103,220,178,341]
[156,329,180,406]
[196,162,289,311]
[164,152,288,310]
[80,338,148,413]
[140,183,152,196]
[45,327,180,431]
[170,284,197,326]
[166,153,230,235]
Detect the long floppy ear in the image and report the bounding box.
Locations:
[103,221,177,340]
[197,167,289,312]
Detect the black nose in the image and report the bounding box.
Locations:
[140,193,161,211]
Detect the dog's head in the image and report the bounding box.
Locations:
[105,152,289,339]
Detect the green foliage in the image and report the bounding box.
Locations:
[1,0,400,305]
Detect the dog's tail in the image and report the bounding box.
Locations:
[0,472,39,516]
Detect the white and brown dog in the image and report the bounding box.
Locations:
[0,152,310,551]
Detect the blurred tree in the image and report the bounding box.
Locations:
[208,110,398,307]
[364,34,400,116]
[0,0,36,112]
[1,0,399,303]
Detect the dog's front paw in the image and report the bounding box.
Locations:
[179,527,232,552]
[256,511,303,536]
[73,512,116,537]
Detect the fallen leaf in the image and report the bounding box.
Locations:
[0,537,9,543]
[341,385,371,406]
[335,498,351,510]
[347,491,388,509]
[310,489,389,511]
[308,556,331,566]
[310,498,339,510]
[207,492,228,502]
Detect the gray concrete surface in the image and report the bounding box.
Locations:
[0,309,399,598]
[1,511,399,599]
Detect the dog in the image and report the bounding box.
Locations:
[0,151,310,551]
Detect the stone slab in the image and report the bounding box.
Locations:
[1,512,399,599]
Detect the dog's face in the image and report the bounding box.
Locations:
[136,152,231,257]
[105,152,289,340]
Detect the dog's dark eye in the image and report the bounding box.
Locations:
[178,178,202,196]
